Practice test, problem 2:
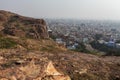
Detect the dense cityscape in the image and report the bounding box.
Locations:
[46,19,120,55]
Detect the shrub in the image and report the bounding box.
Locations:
[74,43,90,53]
[0,37,17,49]
[90,41,120,56]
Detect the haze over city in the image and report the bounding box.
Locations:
[0,0,120,20]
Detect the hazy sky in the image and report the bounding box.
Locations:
[0,0,120,20]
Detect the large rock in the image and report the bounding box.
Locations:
[0,59,71,80]
[29,23,49,39]
[0,10,49,39]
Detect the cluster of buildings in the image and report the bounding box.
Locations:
[98,39,120,48]
[46,19,120,50]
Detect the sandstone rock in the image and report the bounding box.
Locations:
[29,24,49,39]
[0,58,70,80]
[79,69,87,74]
[0,78,9,80]
[45,61,62,75]
[10,76,17,80]
[19,60,40,78]
[0,10,49,39]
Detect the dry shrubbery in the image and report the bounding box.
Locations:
[0,37,17,49]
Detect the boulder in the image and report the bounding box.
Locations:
[0,59,71,80]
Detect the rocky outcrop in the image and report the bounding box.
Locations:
[0,56,70,80]
[0,10,49,39]
[28,24,49,39]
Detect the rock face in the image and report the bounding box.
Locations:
[0,10,49,39]
[29,24,49,39]
[0,56,70,80]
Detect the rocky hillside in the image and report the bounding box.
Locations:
[0,47,120,80]
[0,11,120,80]
[0,10,49,39]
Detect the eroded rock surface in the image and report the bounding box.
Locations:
[0,10,49,39]
[0,55,70,80]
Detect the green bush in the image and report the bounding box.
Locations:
[90,41,120,56]
[0,37,17,49]
[74,43,90,53]
[8,15,19,23]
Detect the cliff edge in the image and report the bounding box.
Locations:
[0,10,49,39]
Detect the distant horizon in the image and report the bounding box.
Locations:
[0,0,120,21]
[1,9,120,22]
[7,10,120,21]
